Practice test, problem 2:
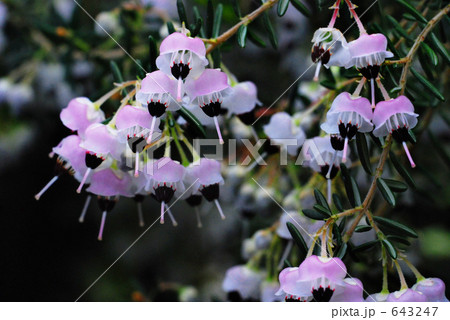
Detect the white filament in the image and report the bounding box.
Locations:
[214,116,224,145]
[137,202,145,227]
[97,211,107,241]
[214,199,226,220]
[195,207,202,228]
[165,203,178,227]
[76,168,91,194]
[35,176,59,200]
[79,195,92,223]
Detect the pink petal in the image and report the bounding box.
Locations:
[185,69,229,99]
[86,168,133,197]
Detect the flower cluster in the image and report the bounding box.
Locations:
[35,30,263,240]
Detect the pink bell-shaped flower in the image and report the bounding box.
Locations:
[35,135,88,200]
[386,288,428,302]
[346,33,394,106]
[329,278,364,302]
[115,104,161,177]
[302,136,349,202]
[321,92,373,162]
[186,158,225,220]
[346,33,393,70]
[156,32,209,101]
[263,112,306,156]
[221,81,261,117]
[373,95,418,168]
[136,71,179,143]
[276,255,348,302]
[185,69,230,144]
[87,169,133,240]
[145,157,185,224]
[311,28,351,80]
[412,278,449,302]
[77,123,122,193]
[222,265,263,301]
[60,97,105,137]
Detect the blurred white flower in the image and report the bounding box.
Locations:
[95,11,120,36]
[71,60,94,79]
[53,0,76,23]
[0,78,12,103]
[6,83,34,113]
[0,1,8,28]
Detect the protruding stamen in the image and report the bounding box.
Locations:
[370,79,376,108]
[76,168,92,194]
[79,195,92,223]
[35,176,59,200]
[277,240,293,270]
[137,202,144,227]
[160,201,165,224]
[402,141,416,168]
[327,179,332,204]
[165,203,178,227]
[214,116,224,145]
[326,151,338,179]
[342,137,349,163]
[313,61,322,81]
[134,152,140,177]
[98,211,107,241]
[147,116,157,144]
[195,207,202,228]
[214,199,226,220]
[177,77,183,102]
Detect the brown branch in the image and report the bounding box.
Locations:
[399,4,450,95]
[205,0,279,55]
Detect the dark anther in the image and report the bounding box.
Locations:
[321,50,331,65]
[311,45,330,65]
[330,135,345,151]
[312,286,334,302]
[338,123,358,140]
[320,164,339,180]
[147,101,166,118]
[54,159,70,176]
[186,194,202,207]
[127,136,147,153]
[392,126,410,144]
[97,197,117,212]
[311,45,322,63]
[200,183,220,202]
[154,185,175,203]
[85,153,104,169]
[171,62,190,80]
[238,109,256,125]
[359,65,380,79]
[285,296,303,302]
[201,101,222,117]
